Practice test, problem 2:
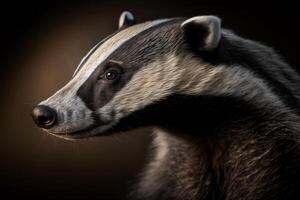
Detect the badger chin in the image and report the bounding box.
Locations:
[44,123,115,140]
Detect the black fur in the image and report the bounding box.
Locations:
[107,94,300,200]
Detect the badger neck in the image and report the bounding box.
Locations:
[136,95,300,200]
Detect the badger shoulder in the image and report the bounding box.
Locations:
[187,27,300,114]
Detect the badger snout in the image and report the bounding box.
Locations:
[31,105,57,129]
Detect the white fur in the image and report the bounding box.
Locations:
[118,11,134,28]
[137,129,170,195]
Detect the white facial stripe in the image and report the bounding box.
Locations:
[176,58,286,110]
[180,66,283,107]
[99,54,182,120]
[73,34,110,76]
[99,53,287,126]
[173,54,284,107]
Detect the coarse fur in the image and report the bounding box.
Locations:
[33,12,300,199]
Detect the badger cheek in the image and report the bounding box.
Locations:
[47,110,92,134]
[97,105,115,123]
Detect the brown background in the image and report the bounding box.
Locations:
[0,1,299,199]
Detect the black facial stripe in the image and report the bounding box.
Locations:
[72,30,123,77]
[77,19,183,111]
[77,62,135,110]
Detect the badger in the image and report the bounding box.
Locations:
[32,11,300,200]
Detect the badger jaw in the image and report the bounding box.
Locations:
[37,111,115,140]
[40,115,119,140]
[46,122,116,140]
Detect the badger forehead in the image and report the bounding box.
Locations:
[72,18,182,90]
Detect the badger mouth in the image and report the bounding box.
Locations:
[45,123,113,140]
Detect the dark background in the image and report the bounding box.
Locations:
[0,1,299,199]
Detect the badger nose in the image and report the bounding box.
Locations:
[31,105,57,129]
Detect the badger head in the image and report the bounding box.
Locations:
[32,11,269,140]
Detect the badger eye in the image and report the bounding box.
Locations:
[105,70,119,80]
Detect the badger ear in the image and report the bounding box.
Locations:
[181,16,221,51]
[118,11,136,29]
